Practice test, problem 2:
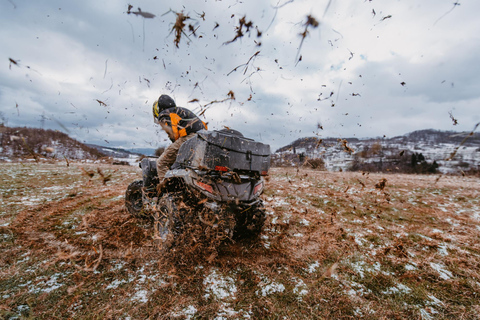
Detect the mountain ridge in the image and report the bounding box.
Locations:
[0,125,106,161]
[276,129,480,153]
[274,129,480,173]
[0,125,156,162]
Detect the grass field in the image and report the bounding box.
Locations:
[1,162,480,319]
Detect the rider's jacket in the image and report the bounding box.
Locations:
[156,107,208,141]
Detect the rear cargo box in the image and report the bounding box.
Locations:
[173,130,271,174]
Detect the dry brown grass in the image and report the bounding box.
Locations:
[1,163,480,319]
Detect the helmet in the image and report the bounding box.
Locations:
[153,94,176,119]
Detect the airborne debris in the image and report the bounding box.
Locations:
[127,5,156,19]
[80,167,95,179]
[97,168,114,185]
[95,99,107,107]
[295,55,303,66]
[227,51,260,76]
[196,11,206,21]
[434,2,460,26]
[348,49,354,60]
[339,139,354,154]
[375,178,387,190]
[295,15,320,63]
[446,122,480,161]
[9,58,19,69]
[170,11,191,48]
[381,15,392,21]
[224,15,258,45]
[198,91,236,117]
[272,0,295,9]
[449,111,458,126]
[143,78,151,88]
[188,24,199,37]
[323,0,333,17]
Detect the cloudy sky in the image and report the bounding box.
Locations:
[1,0,479,152]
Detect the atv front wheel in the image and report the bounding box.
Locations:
[125,180,144,218]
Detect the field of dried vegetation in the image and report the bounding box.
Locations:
[1,161,480,319]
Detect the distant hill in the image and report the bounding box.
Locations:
[393,129,480,146]
[276,129,480,153]
[85,144,144,158]
[126,147,157,157]
[0,125,106,161]
[274,129,480,174]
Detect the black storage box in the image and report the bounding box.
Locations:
[173,130,271,174]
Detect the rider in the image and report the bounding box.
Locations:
[152,94,208,190]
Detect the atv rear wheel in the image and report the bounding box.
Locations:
[154,193,234,258]
[125,180,144,218]
[233,205,266,240]
[153,193,184,250]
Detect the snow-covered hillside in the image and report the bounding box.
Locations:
[0,126,107,161]
[0,126,145,165]
[275,129,480,173]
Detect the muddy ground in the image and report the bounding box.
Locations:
[1,162,480,319]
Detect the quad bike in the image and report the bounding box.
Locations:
[125,129,271,249]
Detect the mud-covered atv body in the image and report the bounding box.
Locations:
[125,129,271,247]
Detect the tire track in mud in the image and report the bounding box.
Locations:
[10,186,156,268]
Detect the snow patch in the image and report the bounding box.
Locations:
[430,262,453,280]
[132,290,149,303]
[106,279,128,290]
[437,243,448,256]
[172,305,197,320]
[29,273,65,294]
[382,283,412,295]
[420,308,435,320]
[405,263,417,271]
[214,303,252,320]
[203,269,237,301]
[257,281,285,297]
[299,218,310,226]
[307,261,320,273]
[292,278,308,297]
[427,294,445,307]
[255,273,285,297]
